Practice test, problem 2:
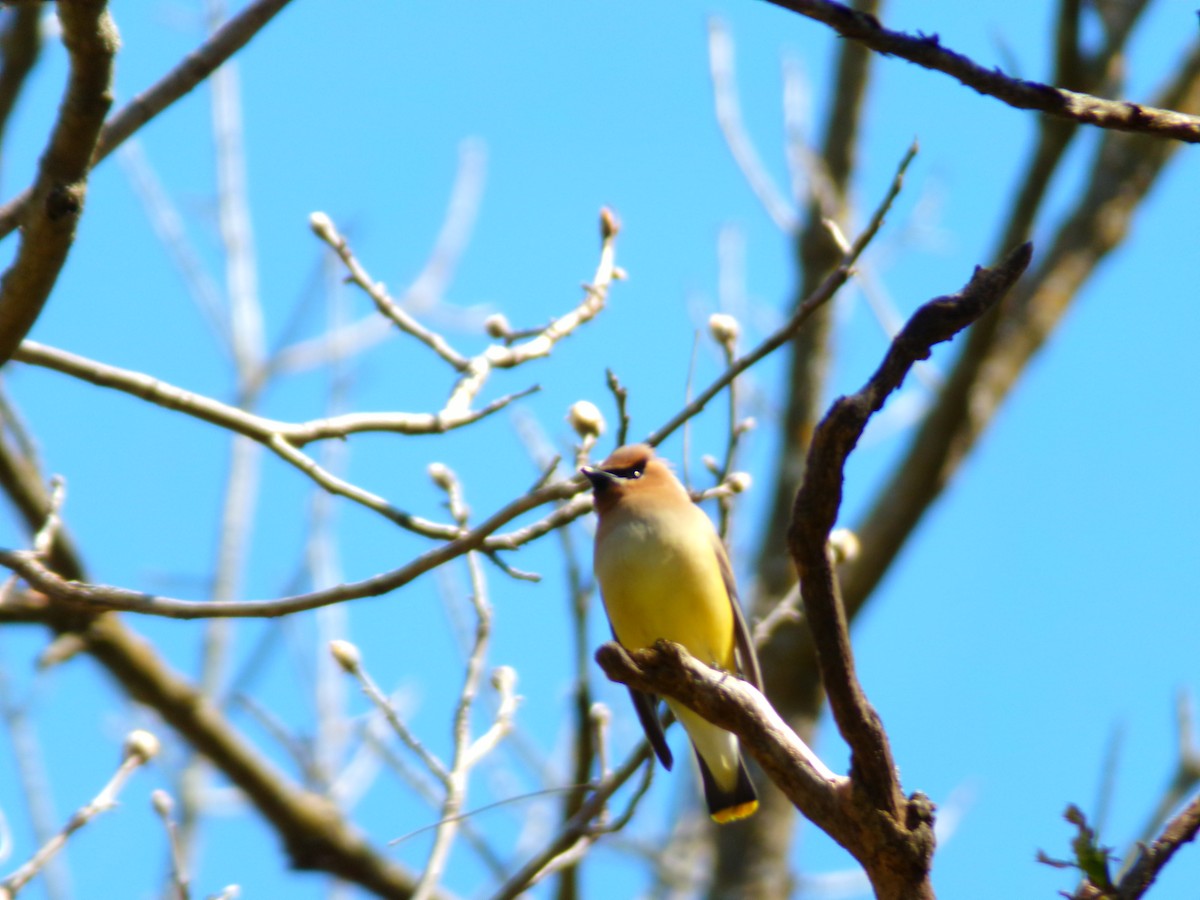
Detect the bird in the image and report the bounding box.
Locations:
[581,443,762,823]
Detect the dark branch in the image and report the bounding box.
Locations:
[0,0,297,242]
[764,0,1200,142]
[0,0,118,365]
[790,241,1031,811]
[1113,792,1200,900]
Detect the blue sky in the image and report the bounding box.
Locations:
[0,1,1197,898]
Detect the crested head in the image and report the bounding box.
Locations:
[580,444,689,515]
[598,443,656,473]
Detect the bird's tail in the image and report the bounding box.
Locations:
[697,752,758,824]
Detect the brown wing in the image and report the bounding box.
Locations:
[712,532,763,692]
[610,625,674,769]
[628,687,674,770]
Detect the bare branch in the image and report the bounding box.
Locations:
[1111,792,1200,900]
[13,340,535,532]
[0,731,158,899]
[789,241,1031,813]
[491,744,655,900]
[764,0,1200,142]
[595,641,842,793]
[0,5,41,151]
[309,213,471,371]
[0,0,297,241]
[0,471,582,618]
[708,18,797,232]
[646,139,916,449]
[0,0,118,365]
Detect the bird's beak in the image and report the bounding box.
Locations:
[580,466,615,491]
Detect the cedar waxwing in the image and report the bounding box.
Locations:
[582,443,762,823]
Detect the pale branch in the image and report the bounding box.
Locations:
[0,0,297,241]
[646,139,915,449]
[491,744,656,900]
[441,207,623,417]
[149,790,191,900]
[789,241,1031,815]
[764,0,1200,142]
[331,641,452,787]
[412,469,504,900]
[13,339,535,535]
[13,342,532,445]
[265,434,453,533]
[3,160,916,622]
[268,139,485,379]
[708,18,798,232]
[309,213,471,371]
[0,0,118,366]
[0,731,158,899]
[0,476,581,619]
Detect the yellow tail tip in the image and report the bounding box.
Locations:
[710,799,758,824]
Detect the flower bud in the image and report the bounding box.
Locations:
[829,528,861,564]
[308,211,335,241]
[567,401,605,440]
[600,207,621,240]
[124,729,161,763]
[329,639,362,673]
[427,462,455,490]
[483,313,511,339]
[708,313,740,348]
[151,789,175,818]
[725,471,752,494]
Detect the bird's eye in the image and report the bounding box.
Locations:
[607,463,645,480]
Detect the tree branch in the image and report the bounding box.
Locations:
[594,640,935,900]
[0,0,297,242]
[790,241,1031,813]
[764,0,1200,142]
[1112,791,1200,900]
[0,0,118,365]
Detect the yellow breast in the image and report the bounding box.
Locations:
[594,504,735,671]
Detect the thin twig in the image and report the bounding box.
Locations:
[490,744,656,900]
[708,18,797,231]
[331,642,450,786]
[604,369,630,449]
[309,214,470,371]
[0,731,159,899]
[150,790,191,900]
[270,139,485,377]
[14,340,534,535]
[646,140,917,449]
[0,652,68,900]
